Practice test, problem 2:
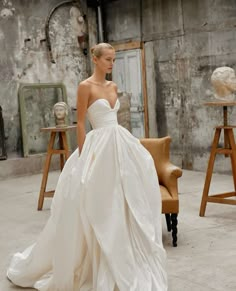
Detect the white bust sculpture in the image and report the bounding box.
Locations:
[211,66,236,101]
[53,102,68,127]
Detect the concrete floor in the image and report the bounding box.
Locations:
[0,169,236,291]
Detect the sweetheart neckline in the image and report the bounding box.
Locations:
[87,98,119,111]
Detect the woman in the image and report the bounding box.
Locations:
[7,43,168,291]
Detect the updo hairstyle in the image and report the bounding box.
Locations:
[90,43,115,58]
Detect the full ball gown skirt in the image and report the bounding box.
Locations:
[7,98,168,291]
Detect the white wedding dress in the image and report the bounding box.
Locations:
[7,98,168,291]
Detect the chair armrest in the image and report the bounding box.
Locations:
[139,137,182,197]
[158,162,183,198]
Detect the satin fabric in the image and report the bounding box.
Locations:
[7,98,168,290]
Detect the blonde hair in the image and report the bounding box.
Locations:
[90,42,114,58]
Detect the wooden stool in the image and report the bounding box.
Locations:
[38,125,77,210]
[199,102,236,216]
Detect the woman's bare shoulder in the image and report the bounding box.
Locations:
[78,79,92,89]
[108,81,117,88]
[77,80,92,96]
[109,81,118,92]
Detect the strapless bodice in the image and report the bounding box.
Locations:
[87,98,120,129]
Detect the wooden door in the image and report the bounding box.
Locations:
[112,49,145,138]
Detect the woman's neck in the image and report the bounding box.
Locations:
[90,70,106,84]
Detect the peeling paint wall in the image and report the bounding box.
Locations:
[104,0,236,172]
[0,0,89,156]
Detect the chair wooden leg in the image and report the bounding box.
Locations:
[165,214,171,232]
[171,213,178,247]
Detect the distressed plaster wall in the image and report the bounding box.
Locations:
[104,0,236,172]
[0,0,88,156]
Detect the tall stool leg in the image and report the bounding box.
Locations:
[61,132,70,160]
[59,133,65,170]
[223,106,229,157]
[227,129,236,191]
[38,132,56,210]
[38,125,76,210]
[199,128,221,217]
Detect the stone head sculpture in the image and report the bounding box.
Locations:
[53,102,68,127]
[211,66,236,101]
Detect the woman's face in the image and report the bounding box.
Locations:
[94,48,115,74]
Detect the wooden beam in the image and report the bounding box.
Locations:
[112,41,142,52]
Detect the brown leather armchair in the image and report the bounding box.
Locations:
[140,136,183,247]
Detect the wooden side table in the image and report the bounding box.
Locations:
[199,101,236,216]
[38,125,77,210]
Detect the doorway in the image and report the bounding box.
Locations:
[112,42,148,138]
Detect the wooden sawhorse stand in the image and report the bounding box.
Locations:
[199,102,236,216]
[38,125,76,210]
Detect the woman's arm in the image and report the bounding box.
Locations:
[76,82,90,155]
